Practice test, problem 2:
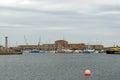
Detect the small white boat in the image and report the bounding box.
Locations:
[83,48,95,53]
[22,50,30,54]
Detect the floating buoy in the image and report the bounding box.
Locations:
[84,69,91,77]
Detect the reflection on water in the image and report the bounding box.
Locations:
[0,53,120,80]
[84,76,91,80]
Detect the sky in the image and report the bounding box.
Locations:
[0,0,120,47]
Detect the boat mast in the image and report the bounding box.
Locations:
[38,36,41,50]
[24,35,28,45]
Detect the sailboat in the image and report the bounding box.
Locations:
[29,37,41,54]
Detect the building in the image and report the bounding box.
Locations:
[85,45,104,50]
[68,43,85,50]
[41,44,55,51]
[17,40,104,51]
[55,40,68,50]
[18,45,41,50]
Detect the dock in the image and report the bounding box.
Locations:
[0,52,22,55]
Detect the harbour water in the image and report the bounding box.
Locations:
[0,53,120,80]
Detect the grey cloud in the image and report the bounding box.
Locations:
[92,5,120,15]
[0,6,78,16]
[0,6,45,13]
[0,6,83,26]
[98,5,120,12]
[0,7,119,30]
[29,0,75,3]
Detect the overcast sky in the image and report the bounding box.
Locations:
[0,0,120,47]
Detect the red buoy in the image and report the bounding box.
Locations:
[84,69,91,76]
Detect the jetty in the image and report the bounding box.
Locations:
[0,37,22,55]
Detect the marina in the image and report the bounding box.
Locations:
[0,36,106,54]
[0,0,120,80]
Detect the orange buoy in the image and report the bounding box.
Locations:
[84,69,91,76]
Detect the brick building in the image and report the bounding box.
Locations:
[17,40,104,51]
[44,40,86,50]
[18,45,41,50]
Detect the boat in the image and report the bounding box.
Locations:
[62,49,73,53]
[29,49,40,53]
[22,50,31,54]
[106,47,120,54]
[83,48,95,53]
[83,45,95,53]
